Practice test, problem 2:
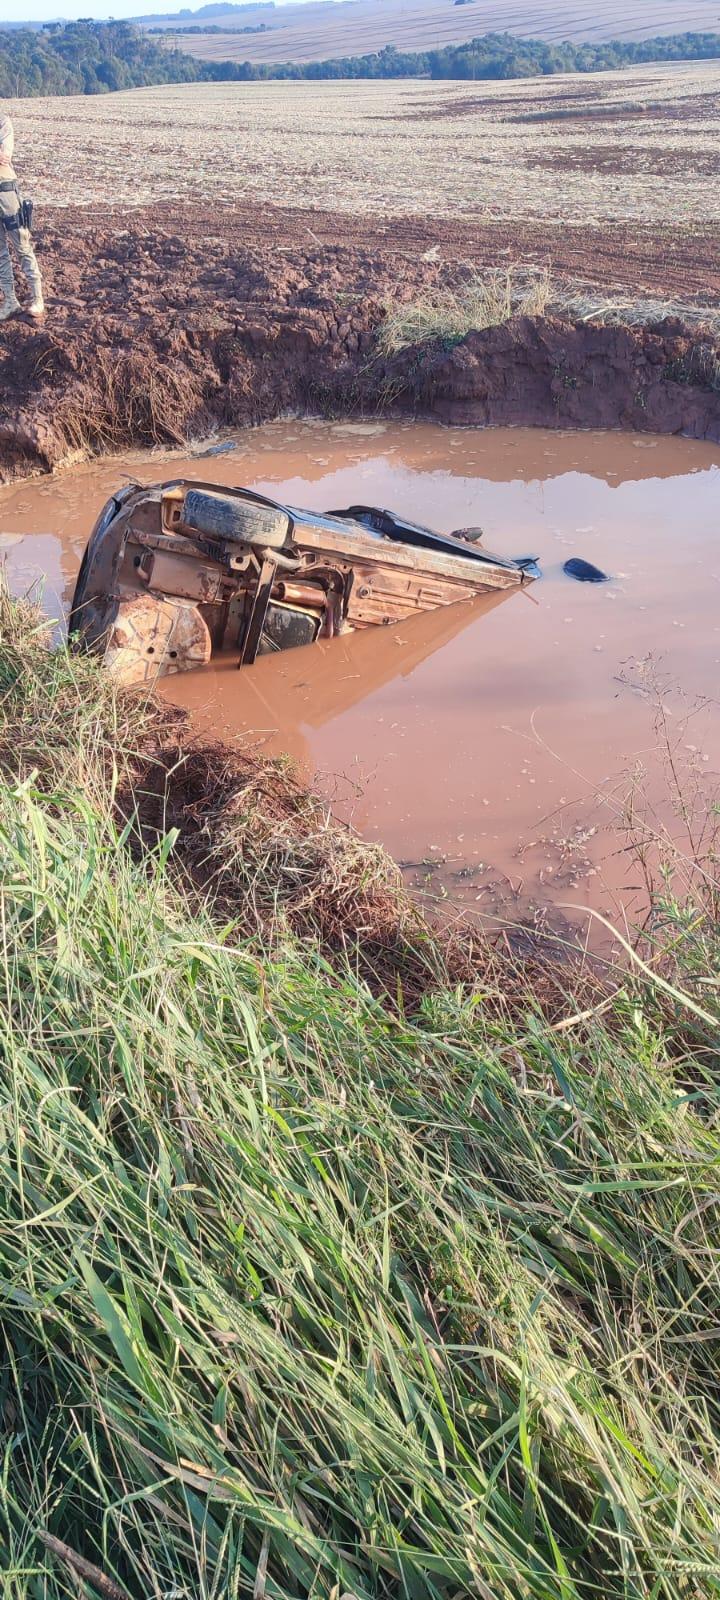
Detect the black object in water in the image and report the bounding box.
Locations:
[563,557,609,583]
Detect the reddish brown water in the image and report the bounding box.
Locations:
[2,420,719,937]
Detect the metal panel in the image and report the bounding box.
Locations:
[138,550,225,604]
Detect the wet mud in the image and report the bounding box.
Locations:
[1,215,719,481]
[2,419,718,940]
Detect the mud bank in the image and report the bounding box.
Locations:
[1,219,719,479]
[2,585,550,1008]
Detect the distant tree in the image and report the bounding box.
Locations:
[0,22,718,98]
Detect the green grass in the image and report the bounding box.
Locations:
[1,597,720,1599]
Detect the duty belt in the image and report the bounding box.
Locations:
[1,184,32,232]
[1,179,18,230]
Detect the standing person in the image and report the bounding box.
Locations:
[0,109,44,322]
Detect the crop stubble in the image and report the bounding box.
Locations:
[16,62,720,232]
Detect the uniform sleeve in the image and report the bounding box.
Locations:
[0,117,14,167]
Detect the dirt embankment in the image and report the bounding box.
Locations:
[1,211,719,479]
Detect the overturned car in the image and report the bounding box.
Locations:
[70,480,534,685]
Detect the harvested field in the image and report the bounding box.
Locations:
[143,0,720,62]
[12,63,720,235]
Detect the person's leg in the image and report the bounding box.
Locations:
[12,225,44,314]
[0,224,20,319]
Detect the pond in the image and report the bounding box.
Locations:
[2,418,719,938]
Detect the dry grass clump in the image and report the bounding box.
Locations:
[124,735,458,998]
[377,267,552,354]
[53,348,208,466]
[378,266,720,355]
[555,289,720,337]
[0,582,153,787]
[676,339,720,388]
[0,582,463,1000]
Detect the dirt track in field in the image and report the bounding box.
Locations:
[110,198,718,301]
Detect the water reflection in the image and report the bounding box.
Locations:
[165,588,519,770]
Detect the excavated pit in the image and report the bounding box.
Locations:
[0,220,719,482]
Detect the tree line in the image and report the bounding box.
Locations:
[0,21,207,97]
[220,30,720,81]
[147,23,271,35]
[1,19,718,99]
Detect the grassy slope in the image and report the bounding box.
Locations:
[1,599,720,1599]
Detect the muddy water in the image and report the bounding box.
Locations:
[2,420,719,938]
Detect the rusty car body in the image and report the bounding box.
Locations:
[70,479,533,684]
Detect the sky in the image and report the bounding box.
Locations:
[0,0,324,23]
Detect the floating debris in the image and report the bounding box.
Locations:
[563,557,610,583]
[195,439,238,458]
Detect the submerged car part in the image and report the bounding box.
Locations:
[70,480,533,686]
[563,557,609,583]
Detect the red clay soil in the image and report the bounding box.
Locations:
[90,202,720,302]
[1,206,719,480]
